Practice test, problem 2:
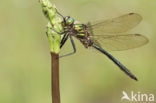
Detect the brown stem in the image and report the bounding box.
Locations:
[51,52,60,103]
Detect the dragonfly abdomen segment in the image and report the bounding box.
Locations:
[92,44,138,81]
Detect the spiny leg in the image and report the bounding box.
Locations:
[60,33,69,48]
[52,28,68,35]
[47,25,70,37]
[55,8,64,19]
[47,8,67,35]
[60,35,76,58]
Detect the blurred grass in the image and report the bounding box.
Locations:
[0,0,155,103]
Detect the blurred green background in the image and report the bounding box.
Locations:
[0,0,155,103]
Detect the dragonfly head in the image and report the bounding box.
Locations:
[63,16,75,26]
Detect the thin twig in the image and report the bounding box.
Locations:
[51,52,60,103]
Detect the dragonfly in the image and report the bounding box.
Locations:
[54,9,149,81]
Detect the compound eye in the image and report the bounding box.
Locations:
[66,17,74,26]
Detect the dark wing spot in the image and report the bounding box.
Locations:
[129,13,135,15]
[134,34,141,36]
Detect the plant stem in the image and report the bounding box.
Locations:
[51,52,60,103]
[39,0,63,103]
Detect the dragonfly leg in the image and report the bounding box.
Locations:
[54,8,67,27]
[60,35,76,58]
[60,33,69,48]
[55,8,64,19]
[48,27,68,35]
[48,8,67,35]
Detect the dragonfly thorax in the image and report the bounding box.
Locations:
[61,16,93,48]
[74,24,93,48]
[74,24,85,33]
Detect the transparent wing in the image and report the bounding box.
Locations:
[88,13,142,34]
[90,34,149,51]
